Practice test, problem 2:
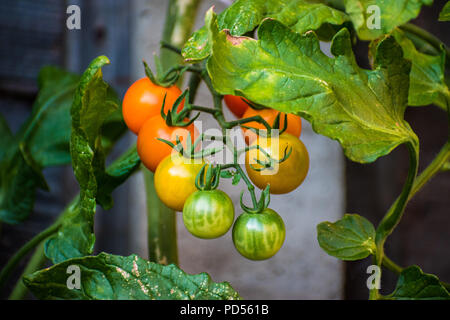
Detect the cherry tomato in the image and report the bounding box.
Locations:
[223,95,250,118]
[154,154,205,211]
[137,115,198,172]
[241,108,302,144]
[232,208,286,260]
[122,77,184,134]
[183,190,235,239]
[245,133,309,194]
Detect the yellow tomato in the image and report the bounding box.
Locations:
[245,133,309,194]
[154,154,205,211]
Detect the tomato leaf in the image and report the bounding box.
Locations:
[220,170,233,179]
[374,29,450,110]
[95,146,141,209]
[232,171,242,185]
[24,253,241,300]
[45,56,140,264]
[206,10,418,163]
[439,1,450,21]
[343,0,433,40]
[0,67,79,224]
[317,214,376,261]
[182,0,349,62]
[387,265,450,300]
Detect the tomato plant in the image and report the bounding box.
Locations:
[1,0,450,303]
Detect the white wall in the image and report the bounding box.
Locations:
[128,0,345,299]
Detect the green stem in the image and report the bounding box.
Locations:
[0,222,61,291]
[375,141,419,249]
[235,164,258,208]
[372,140,419,298]
[409,141,450,199]
[8,243,46,300]
[400,23,450,59]
[382,255,403,275]
[144,168,178,265]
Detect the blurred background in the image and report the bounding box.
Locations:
[0,0,448,299]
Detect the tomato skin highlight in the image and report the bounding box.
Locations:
[183,190,235,239]
[137,115,198,172]
[122,77,184,134]
[232,209,286,260]
[245,133,309,194]
[241,108,302,145]
[224,95,250,118]
[154,154,205,212]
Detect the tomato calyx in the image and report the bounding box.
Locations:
[240,184,271,214]
[195,164,221,191]
[159,89,200,127]
[241,97,266,111]
[247,142,293,172]
[143,56,189,87]
[157,131,222,163]
[241,112,289,138]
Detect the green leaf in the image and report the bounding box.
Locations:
[96,146,141,210]
[0,64,127,225]
[45,56,133,264]
[317,214,376,260]
[206,10,418,163]
[220,170,233,178]
[232,171,242,185]
[24,253,241,300]
[388,266,450,300]
[387,29,449,110]
[343,0,433,40]
[439,1,450,21]
[182,0,349,62]
[22,67,80,167]
[0,67,79,224]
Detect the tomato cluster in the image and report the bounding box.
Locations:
[123,81,309,260]
[123,77,196,172]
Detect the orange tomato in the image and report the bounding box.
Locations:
[122,77,184,134]
[224,95,250,118]
[241,108,302,144]
[137,115,198,172]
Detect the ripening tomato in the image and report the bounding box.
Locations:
[183,190,235,239]
[241,108,302,144]
[223,95,250,118]
[137,115,198,172]
[154,154,205,211]
[122,77,184,134]
[232,208,286,260]
[245,133,309,194]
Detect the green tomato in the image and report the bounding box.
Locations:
[182,190,235,239]
[232,208,285,260]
